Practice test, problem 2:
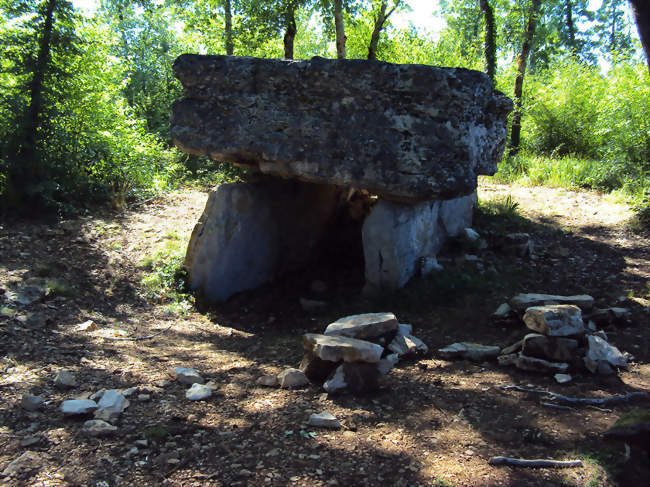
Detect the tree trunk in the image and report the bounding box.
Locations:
[510,0,541,155]
[224,0,233,55]
[367,2,387,60]
[479,0,496,82]
[283,2,297,59]
[333,0,346,59]
[22,0,56,163]
[630,0,650,74]
[565,0,576,53]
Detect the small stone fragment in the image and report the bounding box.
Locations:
[492,303,512,318]
[323,363,380,394]
[462,227,480,242]
[1,451,41,477]
[94,390,129,421]
[420,256,444,275]
[523,305,585,337]
[308,412,341,429]
[256,375,279,387]
[186,383,213,400]
[397,323,413,336]
[515,354,569,374]
[20,394,45,412]
[277,368,308,388]
[82,419,117,437]
[54,370,78,388]
[175,367,204,385]
[438,342,500,362]
[388,334,429,357]
[554,373,572,384]
[61,399,98,415]
[377,353,399,375]
[76,320,98,332]
[583,335,627,374]
[324,313,398,340]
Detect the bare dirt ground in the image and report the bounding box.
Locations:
[1,181,648,487]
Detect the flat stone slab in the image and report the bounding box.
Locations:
[584,335,627,373]
[523,305,585,337]
[303,334,383,363]
[324,313,398,339]
[515,354,569,374]
[510,293,594,312]
[61,399,98,416]
[308,412,341,429]
[172,55,513,202]
[521,333,578,362]
[438,342,500,362]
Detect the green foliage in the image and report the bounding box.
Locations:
[139,232,192,312]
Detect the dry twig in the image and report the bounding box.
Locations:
[499,385,646,406]
[489,456,582,468]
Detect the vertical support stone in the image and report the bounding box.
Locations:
[362,192,475,294]
[185,179,341,301]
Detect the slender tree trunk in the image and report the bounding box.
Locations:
[283,2,297,59]
[224,0,233,55]
[479,0,496,82]
[510,0,541,155]
[22,0,56,163]
[367,2,387,60]
[629,0,650,74]
[610,1,617,52]
[333,0,346,59]
[565,0,576,53]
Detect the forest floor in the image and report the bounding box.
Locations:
[1,181,649,487]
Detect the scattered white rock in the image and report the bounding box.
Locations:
[137,394,151,401]
[397,323,413,336]
[186,383,213,401]
[82,419,117,437]
[583,335,627,374]
[175,367,204,385]
[277,368,309,388]
[377,353,399,375]
[510,293,594,312]
[323,365,347,393]
[76,320,98,332]
[61,399,98,415]
[554,374,572,384]
[308,412,341,429]
[54,370,78,388]
[20,394,45,412]
[463,227,481,242]
[388,333,429,357]
[324,313,398,339]
[523,305,585,337]
[95,390,129,420]
[256,375,279,387]
[420,256,444,275]
[492,303,512,318]
[438,342,500,362]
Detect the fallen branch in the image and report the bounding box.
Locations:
[489,456,582,468]
[541,402,574,411]
[101,324,173,341]
[499,385,646,406]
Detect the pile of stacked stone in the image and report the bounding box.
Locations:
[172,54,513,301]
[295,312,427,394]
[440,293,631,379]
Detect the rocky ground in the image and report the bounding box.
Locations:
[0,181,648,487]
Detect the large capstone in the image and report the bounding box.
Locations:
[172,55,513,202]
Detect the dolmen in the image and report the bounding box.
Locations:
[172,54,513,300]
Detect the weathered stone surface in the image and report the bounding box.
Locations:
[497,353,519,367]
[277,368,309,388]
[388,333,429,357]
[54,370,77,388]
[521,333,578,362]
[515,354,569,374]
[554,373,572,384]
[303,334,383,363]
[185,180,340,301]
[256,375,279,387]
[510,293,594,312]
[308,412,341,429]
[323,363,380,394]
[82,419,117,437]
[61,399,98,415]
[175,367,204,385]
[20,394,45,412]
[362,194,473,292]
[1,451,42,478]
[186,383,213,400]
[377,353,400,374]
[523,305,585,337]
[324,312,398,339]
[583,335,627,374]
[438,342,500,362]
[172,55,512,202]
[500,339,523,355]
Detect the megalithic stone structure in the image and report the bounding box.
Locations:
[172,55,513,301]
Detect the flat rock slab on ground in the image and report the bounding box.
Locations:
[61,399,98,416]
[324,312,398,339]
[277,368,309,388]
[438,342,500,362]
[308,412,341,429]
[523,305,585,337]
[82,420,118,437]
[172,54,513,201]
[186,383,213,400]
[175,367,204,385]
[303,334,383,364]
[515,354,569,374]
[510,293,594,312]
